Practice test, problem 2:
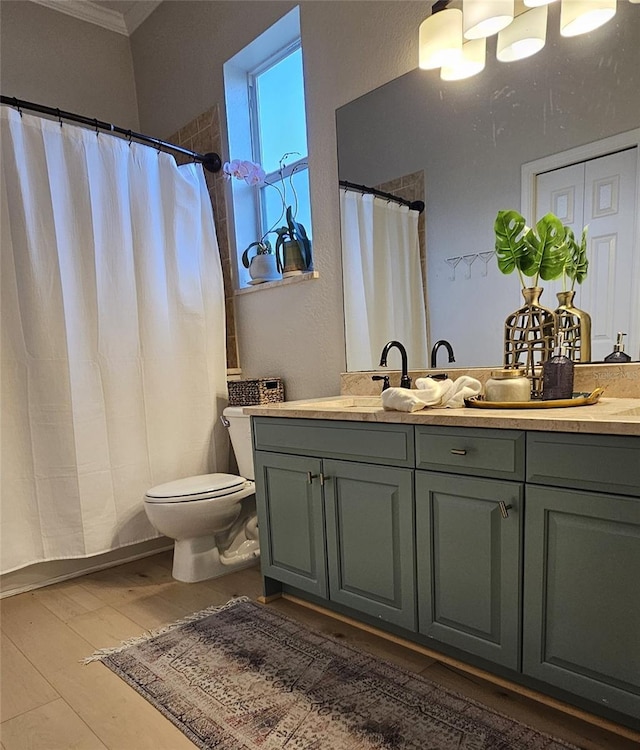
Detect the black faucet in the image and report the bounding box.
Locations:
[431,339,455,369]
[379,340,412,389]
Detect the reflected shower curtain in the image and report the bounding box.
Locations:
[340,189,428,371]
[1,107,227,574]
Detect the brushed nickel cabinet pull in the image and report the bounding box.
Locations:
[307,472,319,484]
[450,449,467,456]
[320,473,326,486]
[499,501,513,519]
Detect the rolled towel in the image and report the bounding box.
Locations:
[381,388,427,413]
[382,376,483,412]
[416,375,482,408]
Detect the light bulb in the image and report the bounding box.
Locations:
[560,0,617,37]
[419,8,463,69]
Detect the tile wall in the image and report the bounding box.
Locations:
[169,106,239,369]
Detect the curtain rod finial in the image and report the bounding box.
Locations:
[202,152,222,173]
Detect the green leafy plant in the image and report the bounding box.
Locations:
[274,206,312,273]
[494,209,568,288]
[240,240,272,270]
[561,226,589,291]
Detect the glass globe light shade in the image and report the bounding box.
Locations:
[419,8,464,69]
[463,0,515,39]
[497,5,548,61]
[524,0,556,6]
[441,38,486,80]
[560,0,617,37]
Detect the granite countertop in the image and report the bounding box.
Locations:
[244,396,640,436]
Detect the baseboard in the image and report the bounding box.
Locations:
[281,593,640,744]
[1,538,173,598]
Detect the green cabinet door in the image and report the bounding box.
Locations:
[523,485,640,720]
[416,472,523,669]
[323,460,416,631]
[254,451,327,597]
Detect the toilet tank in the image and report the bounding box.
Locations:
[223,406,254,480]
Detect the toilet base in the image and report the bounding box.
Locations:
[172,535,260,583]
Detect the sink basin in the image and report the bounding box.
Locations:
[293,396,382,411]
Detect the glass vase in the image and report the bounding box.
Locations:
[504,287,557,398]
[554,290,592,363]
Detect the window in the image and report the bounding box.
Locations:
[224,8,312,289]
[249,44,310,243]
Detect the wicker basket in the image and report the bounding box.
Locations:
[227,378,285,406]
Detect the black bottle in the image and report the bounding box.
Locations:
[542,339,574,400]
[604,332,632,363]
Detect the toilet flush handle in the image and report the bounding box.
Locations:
[220,415,230,428]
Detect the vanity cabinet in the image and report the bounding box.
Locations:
[254,451,327,597]
[253,418,416,630]
[415,472,523,670]
[414,427,525,670]
[523,433,640,720]
[252,417,640,726]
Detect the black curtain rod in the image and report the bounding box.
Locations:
[0,96,222,173]
[339,180,425,213]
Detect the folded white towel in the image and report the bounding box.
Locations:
[380,388,427,413]
[415,375,483,408]
[382,376,482,413]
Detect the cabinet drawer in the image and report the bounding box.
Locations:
[252,418,414,467]
[415,426,525,481]
[527,432,640,497]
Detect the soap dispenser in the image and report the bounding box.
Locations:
[604,332,631,363]
[542,336,574,401]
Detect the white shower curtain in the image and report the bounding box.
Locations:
[1,106,227,574]
[340,188,428,371]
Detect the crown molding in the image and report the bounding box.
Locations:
[122,1,161,34]
[29,1,161,37]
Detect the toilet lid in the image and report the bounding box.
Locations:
[144,473,247,503]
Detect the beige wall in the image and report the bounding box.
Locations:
[131,1,428,400]
[0,0,139,129]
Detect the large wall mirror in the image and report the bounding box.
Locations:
[337,1,640,370]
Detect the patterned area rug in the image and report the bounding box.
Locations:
[89,598,578,749]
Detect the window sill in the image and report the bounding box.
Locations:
[235,270,319,296]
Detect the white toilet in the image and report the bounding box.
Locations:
[143,406,259,583]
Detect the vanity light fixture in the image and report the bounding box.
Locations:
[441,37,487,79]
[463,0,514,39]
[420,0,629,81]
[497,4,548,61]
[418,5,463,69]
[560,0,617,36]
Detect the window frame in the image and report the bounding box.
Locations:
[247,40,309,244]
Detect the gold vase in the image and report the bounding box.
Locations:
[277,240,306,277]
[504,287,557,398]
[554,291,591,363]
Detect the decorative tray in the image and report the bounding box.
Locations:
[464,388,605,410]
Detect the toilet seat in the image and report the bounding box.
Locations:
[145,473,252,503]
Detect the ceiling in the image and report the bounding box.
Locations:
[30,0,162,36]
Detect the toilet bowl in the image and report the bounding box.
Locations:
[143,407,260,583]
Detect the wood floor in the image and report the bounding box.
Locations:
[1,551,637,750]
